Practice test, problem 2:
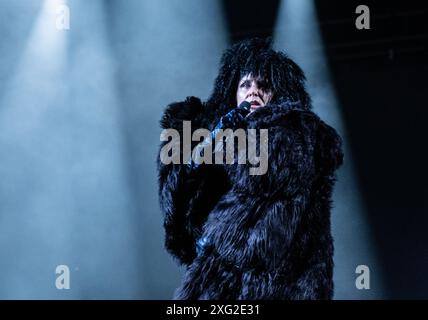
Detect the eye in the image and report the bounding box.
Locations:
[240,80,251,88]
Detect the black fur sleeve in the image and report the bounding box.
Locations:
[157,96,204,265]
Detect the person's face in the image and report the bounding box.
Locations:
[236,73,273,113]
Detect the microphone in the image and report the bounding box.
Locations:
[237,100,251,112]
[188,101,252,170]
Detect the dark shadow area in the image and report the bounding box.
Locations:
[330,56,428,298]
[316,0,428,298]
[221,0,280,43]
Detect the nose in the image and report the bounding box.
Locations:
[247,81,260,96]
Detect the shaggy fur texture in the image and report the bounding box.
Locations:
[157,38,344,300]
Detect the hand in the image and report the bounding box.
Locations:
[186,103,250,171]
[214,104,250,130]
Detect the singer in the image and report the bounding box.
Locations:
[157,38,344,299]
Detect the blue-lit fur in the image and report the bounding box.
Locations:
[157,38,344,300]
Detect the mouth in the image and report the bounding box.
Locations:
[250,100,262,111]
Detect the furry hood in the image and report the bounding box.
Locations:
[205,37,312,122]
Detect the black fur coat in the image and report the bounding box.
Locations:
[157,39,344,300]
[157,97,343,300]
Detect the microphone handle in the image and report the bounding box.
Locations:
[238,101,251,112]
